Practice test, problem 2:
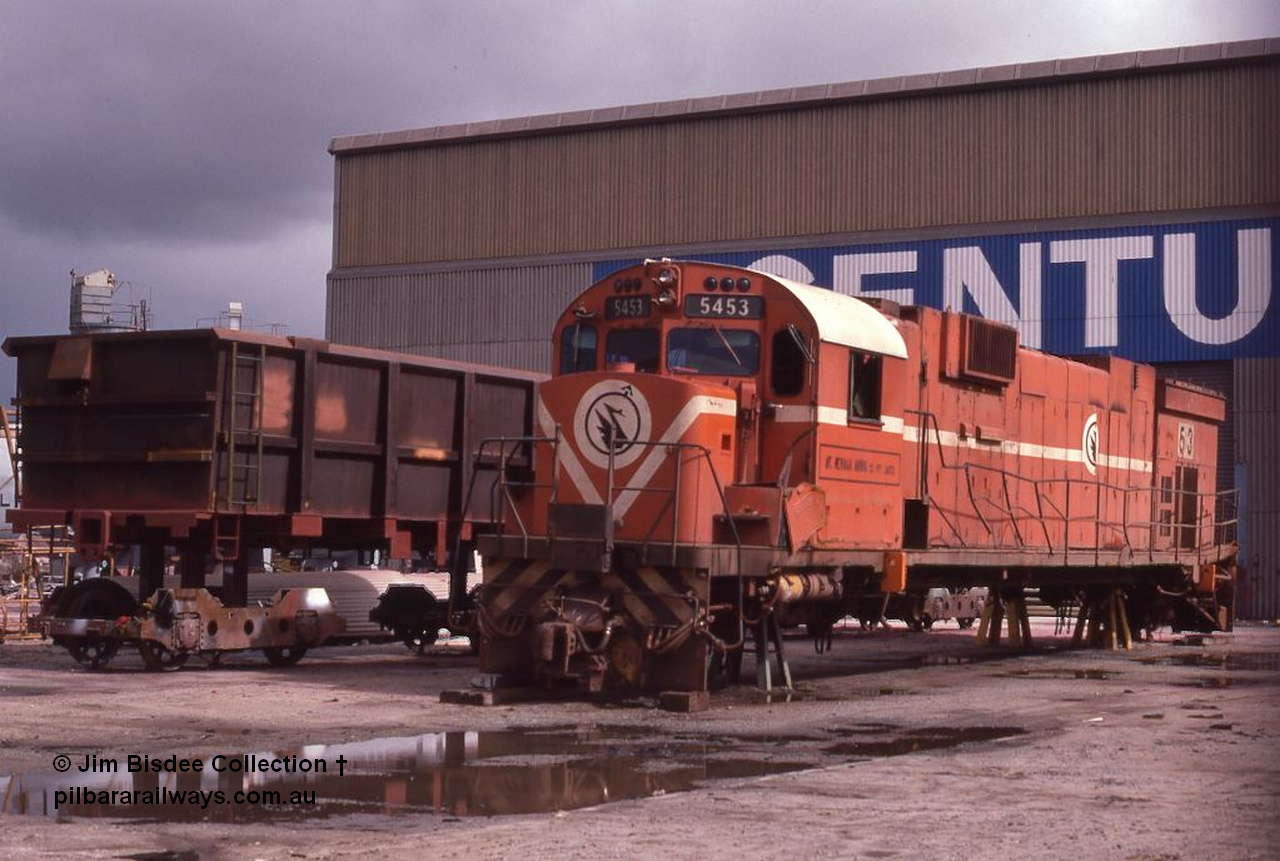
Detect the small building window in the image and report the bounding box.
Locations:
[771,328,808,396]
[848,352,882,421]
[604,328,660,372]
[559,323,597,375]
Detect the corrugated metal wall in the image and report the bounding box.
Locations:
[1235,357,1280,620]
[325,262,591,374]
[333,62,1279,267]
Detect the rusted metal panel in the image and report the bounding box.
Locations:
[332,61,1279,268]
[2,329,545,557]
[1235,357,1280,620]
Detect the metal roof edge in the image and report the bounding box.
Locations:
[328,37,1280,155]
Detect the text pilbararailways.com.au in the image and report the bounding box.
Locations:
[49,752,350,810]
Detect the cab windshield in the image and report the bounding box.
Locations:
[604,328,660,372]
[559,322,597,374]
[667,327,760,376]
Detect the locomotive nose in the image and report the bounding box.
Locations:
[536,371,737,545]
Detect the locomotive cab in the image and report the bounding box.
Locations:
[474,260,911,697]
[534,259,909,560]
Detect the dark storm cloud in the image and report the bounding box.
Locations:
[4,0,1277,245]
[0,0,1277,410]
[1,2,484,241]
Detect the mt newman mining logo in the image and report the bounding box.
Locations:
[573,380,652,469]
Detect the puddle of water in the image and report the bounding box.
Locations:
[1000,668,1114,681]
[1146,652,1280,672]
[823,725,1026,758]
[0,686,48,698]
[2,721,1027,824]
[2,727,813,823]
[1171,675,1258,689]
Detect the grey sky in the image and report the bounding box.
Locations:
[0,0,1277,424]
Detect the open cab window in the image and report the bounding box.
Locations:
[771,327,810,396]
[849,352,882,422]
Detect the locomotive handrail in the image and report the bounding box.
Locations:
[449,432,561,625]
[903,409,969,547]
[903,409,1236,563]
[598,437,744,558]
[600,436,746,653]
[473,433,562,548]
[475,429,749,652]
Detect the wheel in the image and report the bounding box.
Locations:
[957,617,975,630]
[921,614,934,631]
[403,628,439,654]
[138,641,189,671]
[66,639,121,670]
[263,645,308,667]
[54,579,139,669]
[58,578,139,619]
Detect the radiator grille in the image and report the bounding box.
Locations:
[963,317,1018,383]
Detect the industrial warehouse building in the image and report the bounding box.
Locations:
[325,39,1279,620]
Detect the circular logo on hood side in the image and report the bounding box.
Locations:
[1082,412,1099,476]
[573,381,652,469]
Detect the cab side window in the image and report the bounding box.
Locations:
[559,323,597,374]
[848,352,882,421]
[771,329,807,396]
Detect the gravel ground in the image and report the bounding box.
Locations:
[1,619,1277,860]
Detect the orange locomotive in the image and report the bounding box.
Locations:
[472,260,1236,701]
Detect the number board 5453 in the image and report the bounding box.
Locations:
[605,295,653,320]
[684,294,764,319]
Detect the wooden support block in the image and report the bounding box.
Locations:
[1005,599,1022,649]
[1086,599,1103,647]
[989,599,1005,646]
[1072,602,1089,646]
[1106,593,1119,650]
[976,594,995,643]
[1116,589,1133,650]
[439,687,541,706]
[660,690,711,713]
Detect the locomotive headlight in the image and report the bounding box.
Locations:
[655,268,678,289]
[656,288,677,309]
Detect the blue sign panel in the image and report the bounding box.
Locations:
[593,218,1278,362]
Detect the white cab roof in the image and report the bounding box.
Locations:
[772,276,908,359]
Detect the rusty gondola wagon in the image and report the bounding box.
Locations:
[2,328,543,668]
